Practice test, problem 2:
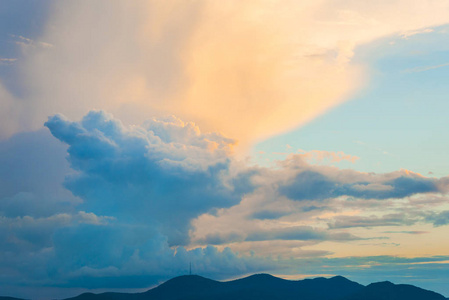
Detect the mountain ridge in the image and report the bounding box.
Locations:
[1,274,446,300]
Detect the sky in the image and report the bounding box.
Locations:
[1,1,449,299]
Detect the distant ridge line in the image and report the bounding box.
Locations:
[1,274,446,300]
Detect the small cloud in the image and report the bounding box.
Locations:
[245,226,361,242]
[279,168,439,202]
[403,62,449,73]
[0,58,17,65]
[9,34,53,51]
[295,150,359,164]
[76,211,115,225]
[400,28,434,39]
[352,183,393,192]
[272,152,289,156]
[251,210,290,220]
[302,205,327,212]
[383,231,429,235]
[359,242,400,247]
[328,214,417,229]
[425,210,449,227]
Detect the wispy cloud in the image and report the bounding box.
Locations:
[9,34,53,50]
[0,58,17,65]
[404,62,449,73]
[400,28,434,39]
[383,230,429,234]
[328,213,417,229]
[297,149,359,164]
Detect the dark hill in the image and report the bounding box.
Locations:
[142,275,223,300]
[2,274,447,300]
[343,280,446,300]
[68,274,364,300]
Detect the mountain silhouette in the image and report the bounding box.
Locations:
[343,280,446,300]
[2,274,447,300]
[66,274,363,300]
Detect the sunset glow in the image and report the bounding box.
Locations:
[1,1,449,299]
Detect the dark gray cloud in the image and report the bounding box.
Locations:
[326,209,449,230]
[197,226,361,245]
[328,214,418,229]
[279,170,440,201]
[251,210,291,220]
[0,214,275,292]
[246,227,361,242]
[425,210,449,226]
[383,231,429,234]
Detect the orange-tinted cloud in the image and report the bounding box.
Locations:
[4,0,449,149]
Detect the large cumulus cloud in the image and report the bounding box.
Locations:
[0,111,272,299]
[45,110,241,246]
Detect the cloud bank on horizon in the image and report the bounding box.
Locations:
[1,1,449,299]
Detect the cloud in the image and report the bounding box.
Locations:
[328,214,417,229]
[400,28,434,39]
[0,212,113,254]
[0,213,274,293]
[1,1,449,296]
[278,165,441,201]
[197,226,361,245]
[0,128,80,217]
[9,34,53,52]
[190,153,449,255]
[246,226,361,242]
[0,82,23,139]
[297,149,359,164]
[404,62,449,73]
[0,58,17,65]
[251,210,291,220]
[1,111,449,298]
[3,1,449,148]
[425,210,449,226]
[383,231,429,235]
[44,110,242,246]
[0,111,276,298]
